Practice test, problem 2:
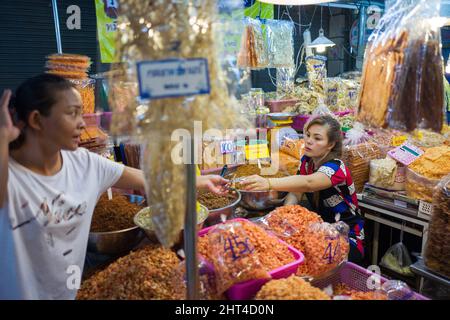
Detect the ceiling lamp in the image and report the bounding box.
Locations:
[308,6,335,53]
[309,28,335,53]
[259,0,337,5]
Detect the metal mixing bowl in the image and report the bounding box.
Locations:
[238,189,288,211]
[88,193,146,255]
[88,226,143,255]
[204,191,242,227]
[134,205,209,245]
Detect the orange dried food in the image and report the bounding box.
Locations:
[75,84,95,114]
[296,222,350,278]
[207,222,271,294]
[46,61,91,72]
[255,275,330,300]
[333,283,387,300]
[76,245,184,300]
[260,205,323,252]
[198,220,295,293]
[46,69,88,80]
[47,53,91,64]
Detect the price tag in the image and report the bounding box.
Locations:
[391,135,408,147]
[388,143,424,166]
[223,235,255,261]
[137,58,210,100]
[245,143,270,160]
[220,140,236,155]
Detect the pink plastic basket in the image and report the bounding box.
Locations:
[311,262,428,300]
[292,114,311,131]
[198,218,305,300]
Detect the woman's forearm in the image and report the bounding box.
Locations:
[269,175,314,193]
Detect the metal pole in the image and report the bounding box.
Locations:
[52,0,63,53]
[356,5,367,70]
[184,138,199,300]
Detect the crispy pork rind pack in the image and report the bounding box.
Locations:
[358,0,444,132]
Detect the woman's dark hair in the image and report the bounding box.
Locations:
[304,114,343,165]
[9,73,76,149]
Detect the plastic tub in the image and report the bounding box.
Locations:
[265,99,299,113]
[198,218,305,300]
[311,262,428,300]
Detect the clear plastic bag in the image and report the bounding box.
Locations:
[312,100,333,117]
[266,19,295,68]
[380,241,414,277]
[237,17,269,69]
[343,123,370,146]
[425,174,450,278]
[255,205,323,253]
[369,157,403,190]
[405,167,440,202]
[173,257,222,300]
[279,136,305,160]
[382,280,417,300]
[358,0,444,132]
[306,56,327,93]
[296,221,350,279]
[208,222,271,294]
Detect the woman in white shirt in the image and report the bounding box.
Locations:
[0,74,227,299]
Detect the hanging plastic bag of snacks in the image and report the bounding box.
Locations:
[207,222,271,294]
[266,19,295,68]
[424,174,450,278]
[112,0,252,247]
[358,0,444,132]
[237,17,269,69]
[297,221,350,279]
[306,56,327,94]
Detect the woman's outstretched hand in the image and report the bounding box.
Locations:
[0,90,20,143]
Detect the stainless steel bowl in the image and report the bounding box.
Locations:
[204,191,242,227]
[238,189,288,211]
[88,226,143,255]
[134,205,209,245]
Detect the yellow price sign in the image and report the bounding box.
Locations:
[392,135,407,147]
[245,144,270,160]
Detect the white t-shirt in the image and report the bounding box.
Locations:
[0,148,124,300]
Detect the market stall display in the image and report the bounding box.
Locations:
[424,174,450,278]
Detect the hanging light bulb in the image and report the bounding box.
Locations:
[309,28,335,53]
[308,6,335,53]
